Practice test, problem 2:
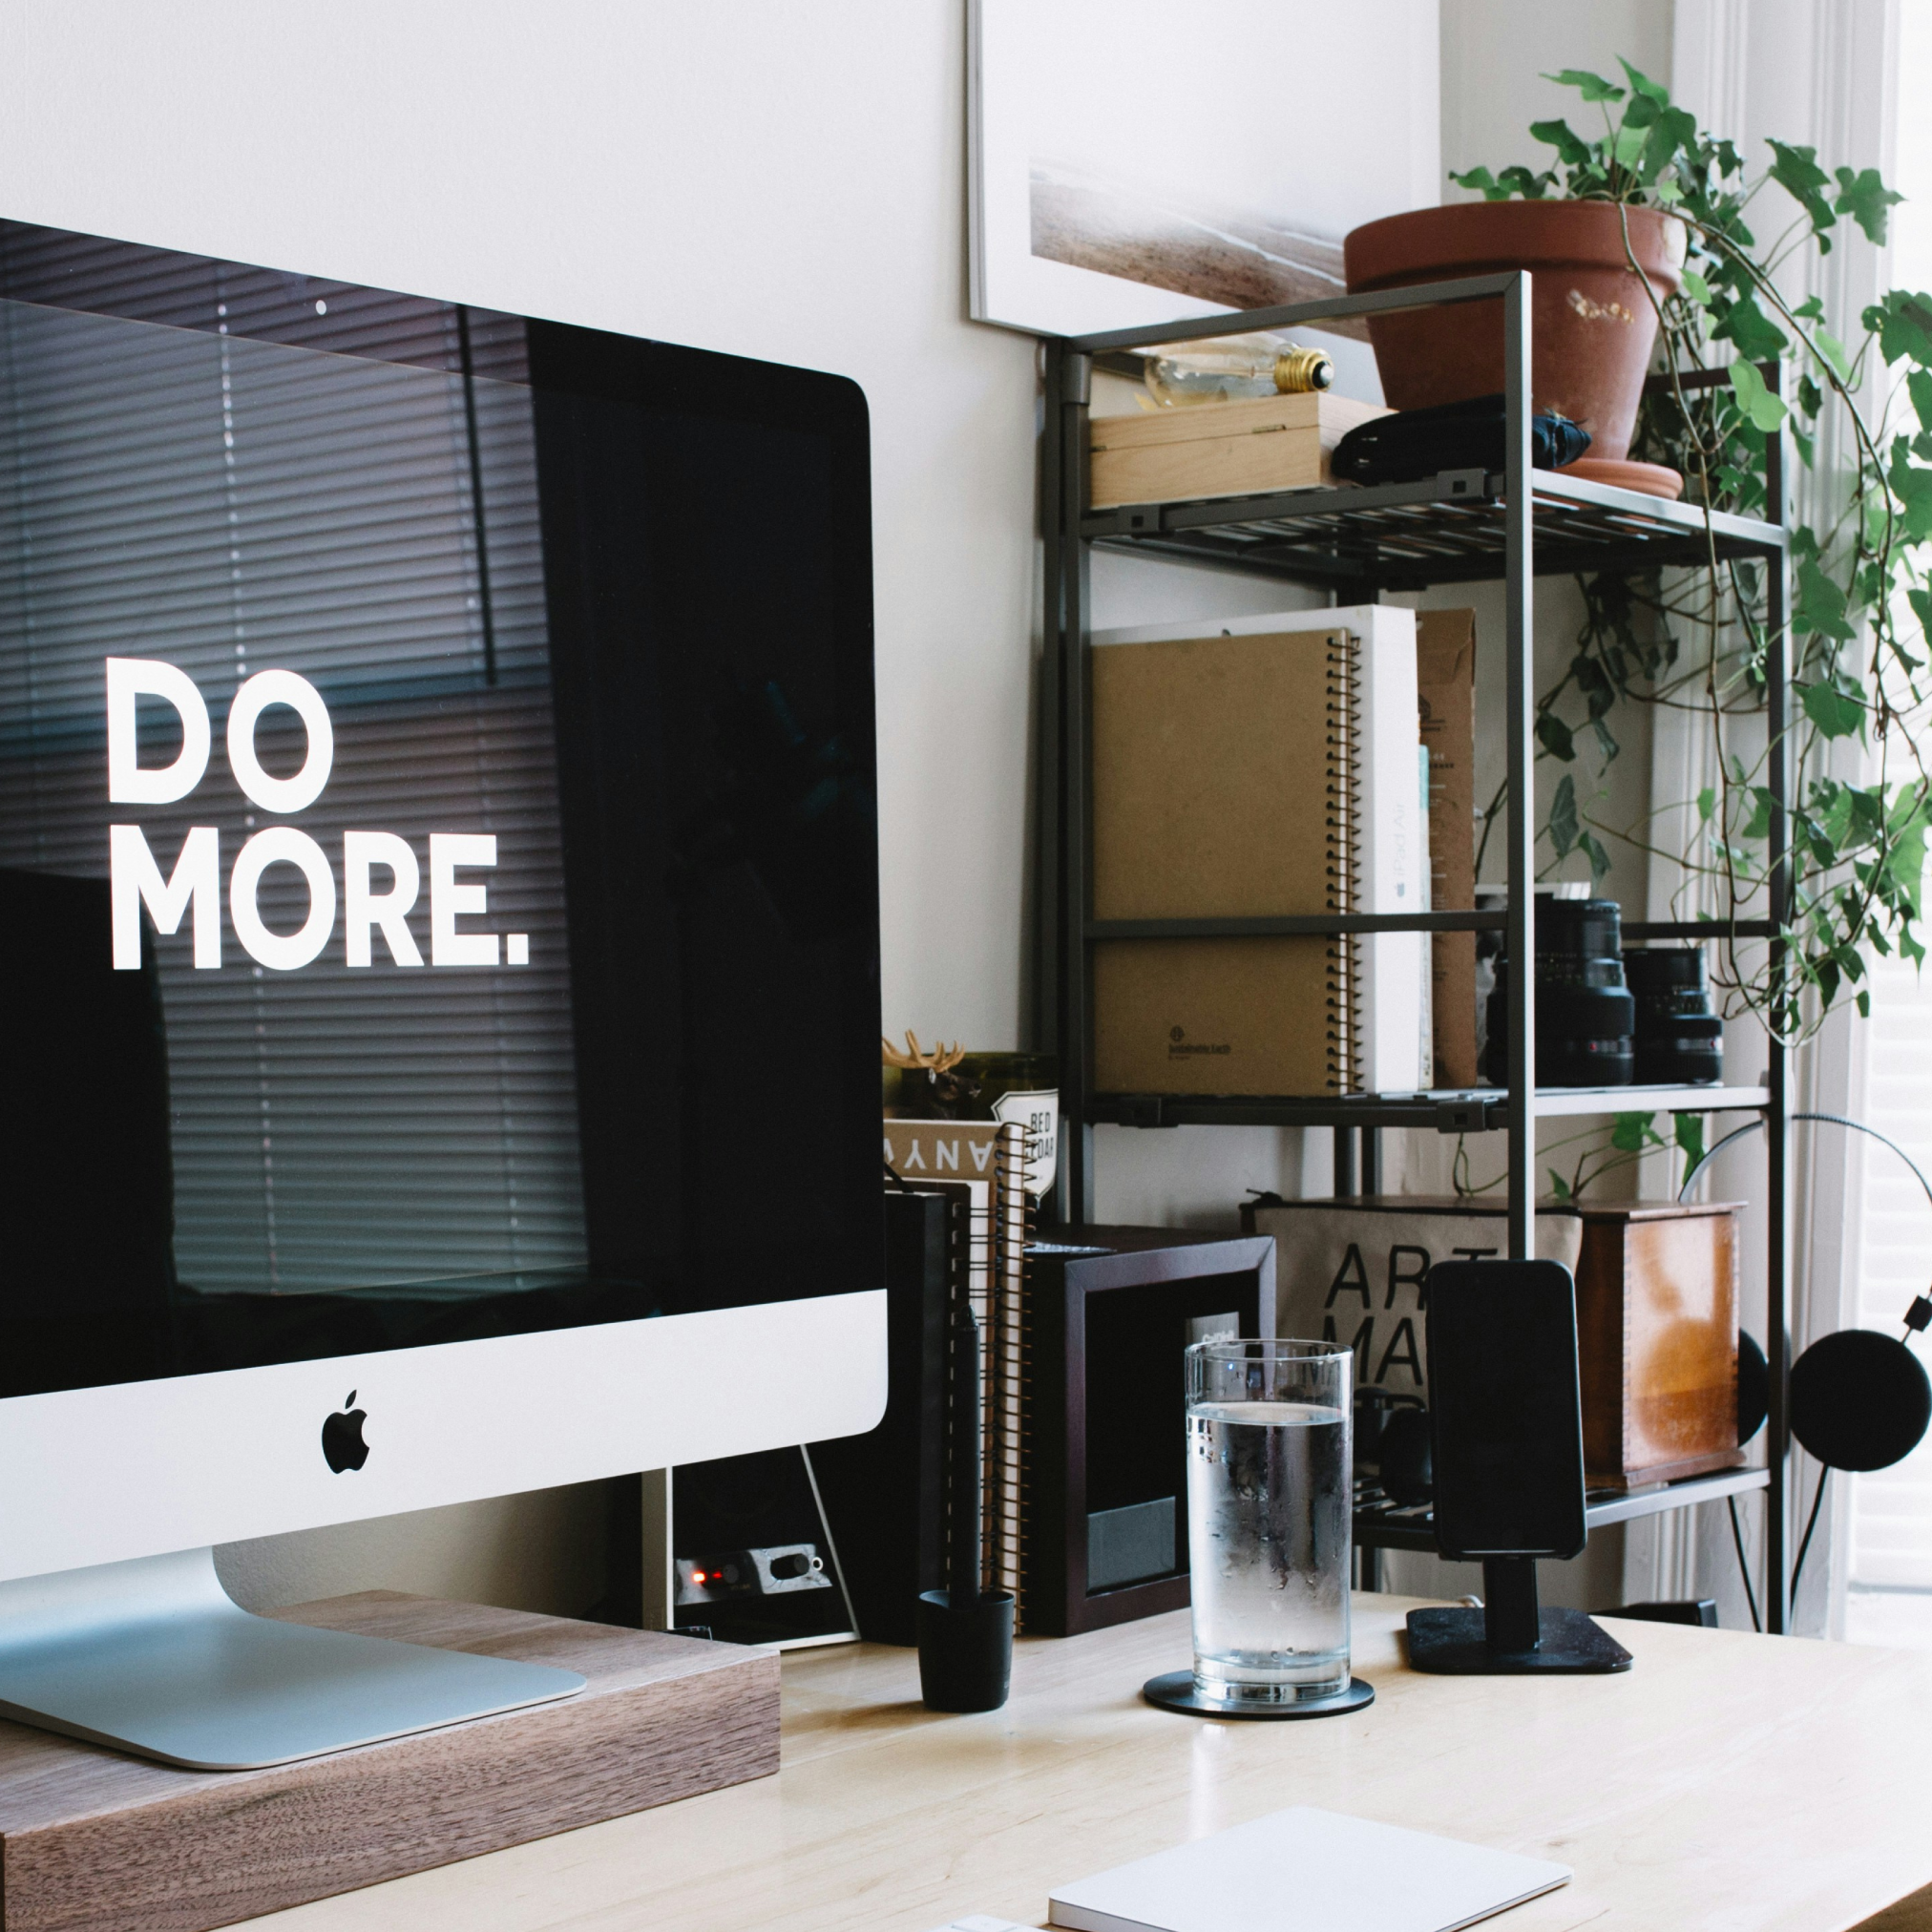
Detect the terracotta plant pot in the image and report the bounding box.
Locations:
[1342,200,1687,464]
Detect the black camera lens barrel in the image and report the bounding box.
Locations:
[1623,945,1724,1086]
[1482,896,1635,1087]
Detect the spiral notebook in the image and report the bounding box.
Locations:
[1045,1807,1570,1932]
[1090,605,1425,1096]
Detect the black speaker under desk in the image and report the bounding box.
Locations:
[1023,1227,1275,1636]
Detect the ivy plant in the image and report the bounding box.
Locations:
[1456,59,1930,1045]
[1452,1110,1706,1204]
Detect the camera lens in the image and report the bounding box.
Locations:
[1481,896,1635,1087]
[1622,947,1723,1085]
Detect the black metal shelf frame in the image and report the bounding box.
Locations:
[1038,270,1796,1628]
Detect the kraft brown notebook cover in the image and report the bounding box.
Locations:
[1090,627,1356,1095]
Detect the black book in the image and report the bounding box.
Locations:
[810,1186,966,1644]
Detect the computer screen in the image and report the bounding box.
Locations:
[0,219,881,1411]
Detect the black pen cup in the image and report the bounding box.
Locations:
[915,1587,1015,1712]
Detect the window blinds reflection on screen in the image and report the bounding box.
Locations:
[0,291,589,1295]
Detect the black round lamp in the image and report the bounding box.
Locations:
[1790,1327,1932,1473]
[1681,1112,1932,1611]
[1736,1330,1769,1447]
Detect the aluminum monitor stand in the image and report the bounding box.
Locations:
[0,1547,584,1769]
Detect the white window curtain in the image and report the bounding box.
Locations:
[1627,0,1902,1633]
[1832,0,1932,1645]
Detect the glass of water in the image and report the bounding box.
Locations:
[1186,1336,1353,1707]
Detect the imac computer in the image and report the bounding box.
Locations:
[0,219,886,1766]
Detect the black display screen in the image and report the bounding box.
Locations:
[0,220,881,1399]
[1425,1259,1588,1559]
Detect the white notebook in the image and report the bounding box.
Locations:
[1047,1807,1570,1932]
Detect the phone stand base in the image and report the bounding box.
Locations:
[1404,1606,1634,1674]
[1143,1670,1376,1718]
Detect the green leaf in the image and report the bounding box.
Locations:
[1769,139,1836,235]
[1545,68,1626,102]
[1907,370,1932,435]
[1680,266,1713,307]
[1887,808,1929,917]
[1497,164,1558,200]
[1578,827,1612,888]
[1676,1113,1707,1175]
[1617,58,1670,103]
[1714,295,1790,361]
[1612,122,1648,172]
[1547,1169,1573,1203]
[1529,118,1595,168]
[1697,785,1717,823]
[1889,442,1932,542]
[1537,710,1576,761]
[1728,357,1789,430]
[1796,557,1857,640]
[1449,165,1500,198]
[1864,289,1932,366]
[1640,107,1699,184]
[1814,325,1855,387]
[1800,678,1867,738]
[1836,165,1904,244]
[1611,1111,1660,1154]
[1549,771,1579,858]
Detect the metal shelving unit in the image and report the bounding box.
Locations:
[1355,1465,1773,1556]
[1040,271,1796,1628]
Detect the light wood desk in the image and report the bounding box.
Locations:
[248,1595,1932,1932]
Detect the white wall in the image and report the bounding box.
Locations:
[0,0,1040,1614]
[0,0,1040,1055]
[0,0,1683,1619]
[1441,0,1677,193]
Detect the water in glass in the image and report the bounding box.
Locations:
[1186,1396,1350,1703]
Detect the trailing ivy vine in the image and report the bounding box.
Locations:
[1456,59,1931,1045]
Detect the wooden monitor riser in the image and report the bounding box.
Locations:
[0,1592,774,1932]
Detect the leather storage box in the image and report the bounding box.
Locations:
[1576,1201,1744,1489]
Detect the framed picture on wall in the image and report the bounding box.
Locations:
[968,0,1442,368]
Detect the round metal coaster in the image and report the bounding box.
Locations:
[1142,1670,1376,1720]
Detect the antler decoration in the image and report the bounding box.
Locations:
[881,1029,968,1073]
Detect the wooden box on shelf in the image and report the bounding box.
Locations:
[1087,390,1389,509]
[1576,1201,1745,1490]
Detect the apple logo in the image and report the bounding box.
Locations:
[321,1391,370,1473]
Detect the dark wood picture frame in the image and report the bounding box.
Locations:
[1024,1226,1275,1636]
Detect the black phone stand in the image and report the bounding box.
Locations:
[1406,1558,1632,1674]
